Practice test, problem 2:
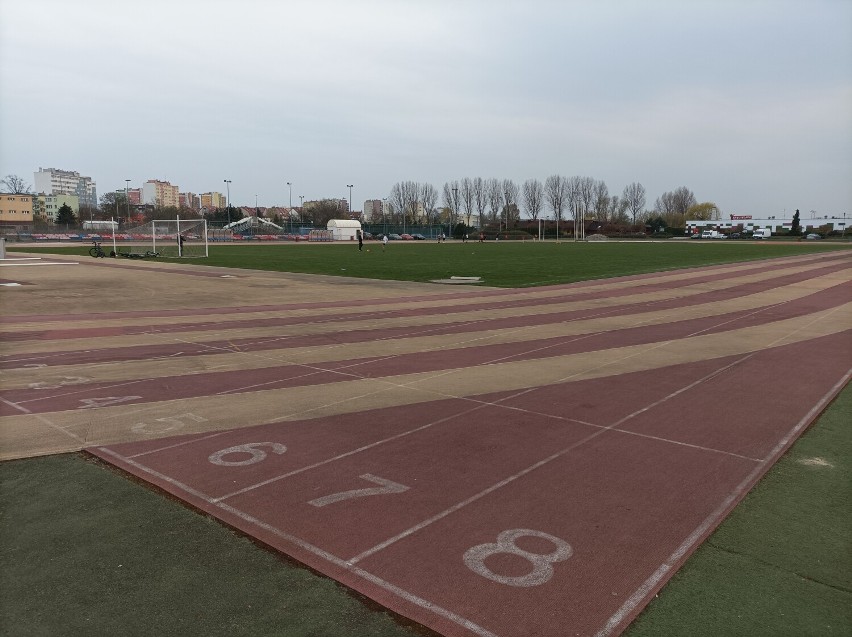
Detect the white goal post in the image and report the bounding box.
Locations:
[122,217,208,258]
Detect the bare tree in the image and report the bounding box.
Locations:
[522,178,544,220]
[502,179,519,226]
[655,186,695,218]
[607,195,629,223]
[1,174,32,194]
[623,182,646,224]
[459,177,475,227]
[592,180,609,221]
[485,178,502,224]
[389,181,418,226]
[670,186,697,216]
[419,182,438,225]
[654,192,675,216]
[544,174,567,222]
[473,177,487,227]
[442,180,461,229]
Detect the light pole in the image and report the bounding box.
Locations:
[124,179,130,226]
[287,182,292,233]
[452,186,458,239]
[347,184,353,219]
[223,179,231,225]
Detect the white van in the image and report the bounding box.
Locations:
[700,230,719,239]
[753,228,771,239]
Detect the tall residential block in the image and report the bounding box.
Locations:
[200,192,225,210]
[142,180,180,208]
[33,167,97,209]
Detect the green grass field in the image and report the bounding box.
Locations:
[12,240,851,287]
[2,240,849,635]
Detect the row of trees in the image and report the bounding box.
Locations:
[4,173,717,232]
[386,177,716,231]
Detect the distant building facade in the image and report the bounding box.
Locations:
[142,180,180,208]
[33,167,97,209]
[0,193,34,229]
[180,192,201,210]
[363,199,385,222]
[201,192,226,210]
[34,193,79,222]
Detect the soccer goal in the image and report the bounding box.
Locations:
[122,217,208,258]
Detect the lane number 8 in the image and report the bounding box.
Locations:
[463,528,572,587]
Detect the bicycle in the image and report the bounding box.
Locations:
[89,240,106,258]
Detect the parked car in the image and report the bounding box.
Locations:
[730,232,741,239]
[362,231,374,240]
[388,234,402,240]
[805,233,822,240]
[400,233,414,240]
[411,233,427,240]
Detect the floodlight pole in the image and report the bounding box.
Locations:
[287,181,292,233]
[124,179,130,226]
[347,184,353,219]
[223,179,231,225]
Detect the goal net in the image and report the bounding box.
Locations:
[121,218,208,258]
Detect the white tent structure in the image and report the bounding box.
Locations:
[224,216,283,232]
[327,219,362,241]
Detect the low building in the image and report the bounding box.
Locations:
[686,213,849,236]
[0,193,34,231]
[327,218,362,241]
[34,193,79,222]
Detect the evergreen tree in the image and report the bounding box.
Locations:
[56,203,76,226]
[791,209,801,235]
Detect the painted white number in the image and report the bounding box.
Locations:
[131,413,207,436]
[208,442,287,467]
[308,474,409,508]
[77,396,142,409]
[463,529,572,587]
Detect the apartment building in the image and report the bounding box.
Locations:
[0,193,34,229]
[33,193,79,222]
[179,192,201,210]
[142,180,180,208]
[33,167,97,209]
[200,192,226,210]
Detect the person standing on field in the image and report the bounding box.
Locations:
[382,234,388,251]
[357,230,363,251]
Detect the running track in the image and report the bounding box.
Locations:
[2,250,850,636]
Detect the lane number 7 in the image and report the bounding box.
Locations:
[308,474,409,508]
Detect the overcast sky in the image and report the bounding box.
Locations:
[1,0,850,217]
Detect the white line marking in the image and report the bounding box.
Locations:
[594,369,852,637]
[94,446,498,637]
[0,261,79,266]
[345,353,763,565]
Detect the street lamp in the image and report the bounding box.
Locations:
[223,179,231,225]
[124,179,130,226]
[347,184,353,218]
[287,181,292,233]
[452,186,458,238]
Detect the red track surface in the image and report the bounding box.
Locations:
[4,252,850,636]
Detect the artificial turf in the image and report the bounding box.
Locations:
[1,386,848,636]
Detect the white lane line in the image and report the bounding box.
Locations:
[93,446,498,637]
[593,369,852,637]
[346,354,758,565]
[0,261,79,266]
